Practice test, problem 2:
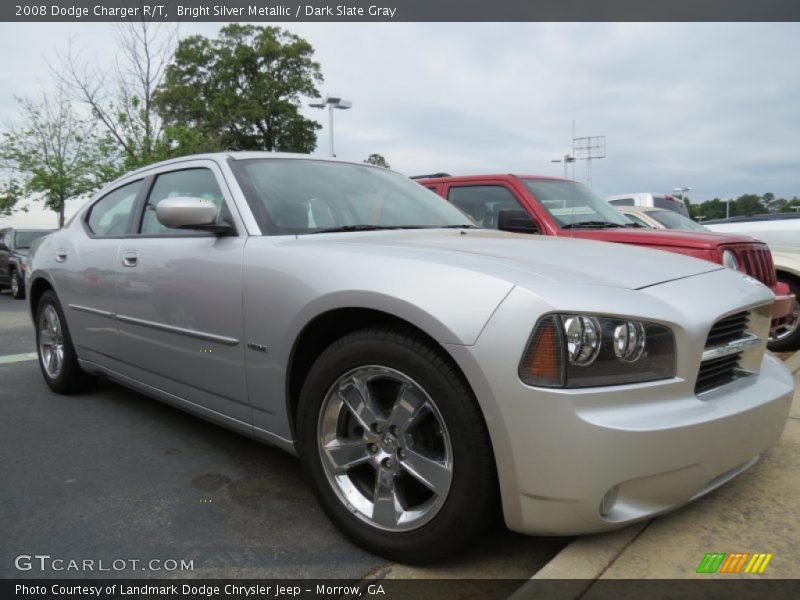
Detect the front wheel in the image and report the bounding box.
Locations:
[297,328,497,563]
[10,268,24,299]
[768,278,800,352]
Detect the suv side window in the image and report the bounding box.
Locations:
[448,185,526,229]
[86,180,143,237]
[140,168,225,236]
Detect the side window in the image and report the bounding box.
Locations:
[140,169,225,236]
[447,185,526,229]
[86,180,143,236]
[608,198,635,207]
[0,229,9,248]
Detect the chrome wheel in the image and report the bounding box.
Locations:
[317,366,453,532]
[769,298,800,343]
[39,304,64,379]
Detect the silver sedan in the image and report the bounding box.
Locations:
[26,153,794,562]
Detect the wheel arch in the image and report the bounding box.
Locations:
[28,276,55,319]
[285,307,486,443]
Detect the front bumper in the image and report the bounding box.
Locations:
[446,272,794,535]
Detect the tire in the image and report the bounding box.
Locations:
[768,277,800,352]
[10,268,24,299]
[35,289,95,394]
[297,327,497,563]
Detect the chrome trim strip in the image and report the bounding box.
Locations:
[701,333,762,362]
[69,304,115,318]
[115,314,240,346]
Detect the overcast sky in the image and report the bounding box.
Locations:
[1,22,798,201]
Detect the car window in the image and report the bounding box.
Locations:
[140,169,226,236]
[624,213,653,228]
[14,231,50,249]
[447,185,524,229]
[87,180,143,237]
[0,230,10,248]
[647,209,708,231]
[653,195,690,217]
[608,198,635,206]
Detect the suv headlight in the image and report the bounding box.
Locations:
[519,314,676,388]
[722,250,739,271]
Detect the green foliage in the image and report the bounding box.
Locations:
[0,89,108,226]
[364,153,391,169]
[155,24,323,154]
[690,193,800,221]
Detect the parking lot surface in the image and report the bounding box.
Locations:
[0,294,566,581]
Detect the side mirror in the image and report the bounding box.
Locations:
[156,197,230,234]
[497,209,539,234]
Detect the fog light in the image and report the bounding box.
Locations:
[599,486,619,517]
[563,315,601,365]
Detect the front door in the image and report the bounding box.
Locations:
[114,162,250,425]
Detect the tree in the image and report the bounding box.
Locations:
[364,153,391,169]
[731,194,764,217]
[154,24,323,153]
[0,87,107,227]
[59,20,178,172]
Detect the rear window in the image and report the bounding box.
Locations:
[14,230,50,249]
[653,195,690,217]
[608,198,635,206]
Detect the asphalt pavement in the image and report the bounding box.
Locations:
[0,292,565,582]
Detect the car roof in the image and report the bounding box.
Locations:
[416,174,570,184]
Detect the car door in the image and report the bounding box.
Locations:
[50,180,145,363]
[114,160,250,426]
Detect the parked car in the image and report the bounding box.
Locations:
[27,154,794,563]
[702,216,800,351]
[614,205,709,232]
[605,192,690,217]
[0,227,53,299]
[419,175,794,348]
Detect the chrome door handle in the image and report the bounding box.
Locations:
[122,251,139,267]
[55,250,68,263]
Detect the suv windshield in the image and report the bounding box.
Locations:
[233,159,475,235]
[521,179,633,228]
[14,230,50,249]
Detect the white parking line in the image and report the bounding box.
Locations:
[0,352,38,365]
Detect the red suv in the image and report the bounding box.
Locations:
[418,174,794,348]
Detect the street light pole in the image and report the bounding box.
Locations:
[551,154,575,179]
[309,93,352,157]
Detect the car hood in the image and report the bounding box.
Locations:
[565,228,759,249]
[300,229,722,290]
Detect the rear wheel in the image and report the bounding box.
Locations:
[10,268,24,299]
[768,278,800,352]
[297,327,497,563]
[35,290,95,393]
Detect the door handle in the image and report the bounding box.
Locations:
[122,251,139,267]
[55,250,68,263]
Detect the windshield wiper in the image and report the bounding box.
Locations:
[438,224,480,229]
[311,225,422,234]
[561,221,625,229]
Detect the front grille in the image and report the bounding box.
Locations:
[737,246,777,288]
[704,311,748,347]
[695,311,752,395]
[695,354,742,394]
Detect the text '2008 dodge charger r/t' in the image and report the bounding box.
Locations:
[26,153,794,563]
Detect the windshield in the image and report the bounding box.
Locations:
[14,230,50,249]
[647,210,708,232]
[522,179,632,228]
[233,159,475,235]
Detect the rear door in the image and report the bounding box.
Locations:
[114,160,251,426]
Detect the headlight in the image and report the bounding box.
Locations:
[722,250,739,271]
[519,314,676,388]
